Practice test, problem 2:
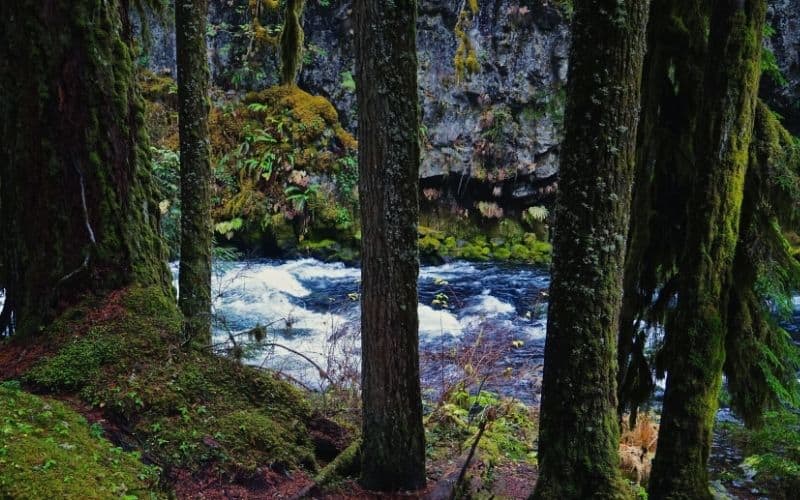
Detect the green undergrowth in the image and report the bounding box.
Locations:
[721,408,800,498]
[419,218,551,266]
[0,381,161,499]
[142,71,360,260]
[425,389,537,469]
[22,286,315,480]
[142,72,552,266]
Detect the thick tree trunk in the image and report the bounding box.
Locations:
[648,1,766,498]
[531,1,649,498]
[354,0,426,491]
[533,0,648,499]
[0,0,172,337]
[177,0,213,345]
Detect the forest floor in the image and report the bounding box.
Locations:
[0,296,791,499]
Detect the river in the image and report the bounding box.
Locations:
[172,258,551,403]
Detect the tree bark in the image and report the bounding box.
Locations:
[648,1,767,498]
[279,0,305,86]
[177,0,213,346]
[531,0,649,498]
[617,0,710,422]
[354,0,426,491]
[0,0,172,337]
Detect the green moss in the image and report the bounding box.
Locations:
[26,330,120,391]
[279,0,306,85]
[492,247,512,260]
[21,286,315,477]
[415,214,552,265]
[454,5,481,81]
[216,409,315,472]
[419,234,443,253]
[0,383,161,499]
[314,438,361,487]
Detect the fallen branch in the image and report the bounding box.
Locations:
[292,438,362,499]
[451,417,488,500]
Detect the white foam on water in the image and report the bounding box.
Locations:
[464,294,516,316]
[418,304,463,337]
[420,261,480,280]
[286,259,361,282]
[167,257,550,385]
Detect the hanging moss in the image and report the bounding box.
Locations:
[454,4,481,82]
[617,0,711,424]
[724,101,800,427]
[649,0,767,497]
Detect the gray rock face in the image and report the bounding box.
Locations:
[143,0,800,206]
[764,0,800,134]
[299,0,570,207]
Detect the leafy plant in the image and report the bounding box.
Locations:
[523,206,549,223]
[285,184,320,212]
[215,218,244,240]
[340,71,356,92]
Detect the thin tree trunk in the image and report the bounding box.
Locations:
[177,0,213,346]
[531,0,649,498]
[617,0,710,421]
[648,1,766,498]
[354,0,426,491]
[280,0,305,86]
[0,0,172,337]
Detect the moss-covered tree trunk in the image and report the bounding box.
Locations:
[531,1,649,498]
[617,0,710,423]
[280,0,305,86]
[354,0,426,492]
[0,0,172,337]
[648,1,767,498]
[177,0,213,345]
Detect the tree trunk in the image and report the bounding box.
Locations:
[280,0,305,86]
[0,0,172,337]
[617,0,710,422]
[354,0,426,491]
[531,1,649,498]
[648,1,766,498]
[177,0,213,346]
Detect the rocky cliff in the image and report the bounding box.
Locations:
[764,0,800,134]
[143,0,800,210]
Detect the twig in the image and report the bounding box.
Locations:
[259,342,333,385]
[204,319,288,349]
[56,162,96,286]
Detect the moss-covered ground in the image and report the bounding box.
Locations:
[0,381,161,499]
[1,286,320,497]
